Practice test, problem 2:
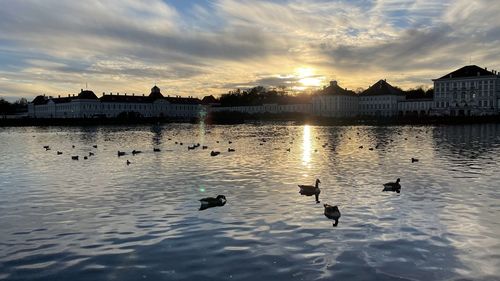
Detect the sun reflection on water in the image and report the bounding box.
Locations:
[302,125,312,165]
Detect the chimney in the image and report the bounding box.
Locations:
[124,93,127,96]
[68,94,70,97]
[485,67,487,70]
[81,89,83,92]
[117,92,119,96]
[58,95,60,98]
[142,94,144,96]
[132,93,134,96]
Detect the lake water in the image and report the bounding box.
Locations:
[0,123,499,281]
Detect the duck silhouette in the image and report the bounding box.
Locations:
[132,150,142,155]
[324,204,341,226]
[126,160,131,165]
[71,156,79,160]
[383,178,401,193]
[199,195,227,210]
[228,148,235,152]
[57,151,63,155]
[210,151,220,156]
[153,148,161,152]
[93,145,98,148]
[298,179,321,203]
[411,158,419,163]
[89,152,94,156]
[117,151,126,157]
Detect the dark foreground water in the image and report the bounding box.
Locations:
[0,123,499,281]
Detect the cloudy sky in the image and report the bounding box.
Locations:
[0,0,499,101]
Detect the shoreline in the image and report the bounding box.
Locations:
[1,114,500,127]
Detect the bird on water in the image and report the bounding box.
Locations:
[298,179,321,203]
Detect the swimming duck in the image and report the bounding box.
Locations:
[323,204,341,226]
[369,148,373,151]
[117,151,126,157]
[93,145,98,148]
[411,158,419,163]
[298,179,321,203]
[188,145,196,150]
[88,152,94,156]
[83,156,88,160]
[286,148,291,152]
[71,156,79,160]
[210,151,220,156]
[383,178,401,193]
[359,145,363,149]
[43,145,50,150]
[202,145,208,149]
[126,160,131,165]
[57,151,63,155]
[228,148,235,152]
[228,141,232,144]
[199,195,227,211]
[132,150,142,155]
[153,148,161,152]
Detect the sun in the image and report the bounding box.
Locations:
[295,67,323,87]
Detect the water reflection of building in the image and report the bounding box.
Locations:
[28,86,204,119]
[432,65,500,116]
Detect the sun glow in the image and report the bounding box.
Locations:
[295,67,323,87]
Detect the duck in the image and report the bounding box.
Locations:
[132,150,142,155]
[126,160,131,165]
[298,179,321,203]
[202,145,208,149]
[359,145,363,149]
[179,142,183,146]
[368,148,373,151]
[286,148,290,152]
[88,152,94,156]
[228,148,235,152]
[411,158,419,163]
[199,195,227,211]
[324,204,341,226]
[71,156,79,160]
[83,156,88,160]
[188,145,196,150]
[117,151,126,157]
[72,145,75,148]
[228,141,232,144]
[43,145,50,150]
[210,151,220,157]
[93,145,98,148]
[382,178,401,193]
[57,151,63,155]
[153,148,161,152]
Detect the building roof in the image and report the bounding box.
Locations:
[32,95,49,105]
[100,94,152,103]
[78,90,98,99]
[359,80,404,96]
[201,95,218,104]
[165,97,201,104]
[435,65,497,80]
[319,81,356,96]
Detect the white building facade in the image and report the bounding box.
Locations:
[312,81,358,118]
[358,80,405,117]
[28,86,203,119]
[432,65,500,116]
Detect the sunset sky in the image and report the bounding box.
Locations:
[1,0,499,101]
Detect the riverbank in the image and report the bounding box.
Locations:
[1,113,499,127]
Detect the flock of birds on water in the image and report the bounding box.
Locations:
[41,130,413,227]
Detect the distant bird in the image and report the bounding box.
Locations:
[298,179,321,203]
[411,158,419,163]
[43,145,50,150]
[383,178,401,193]
[314,149,318,152]
[83,156,88,160]
[126,160,131,165]
[216,141,219,143]
[88,152,94,156]
[228,148,235,152]
[359,145,363,149]
[202,145,208,149]
[175,141,178,144]
[72,145,75,148]
[324,204,341,226]
[117,151,126,157]
[228,141,232,144]
[71,156,79,160]
[168,138,172,141]
[262,139,267,143]
[375,144,380,149]
[93,145,97,148]
[260,143,264,146]
[179,143,183,146]
[199,195,227,211]
[45,147,51,151]
[57,151,63,155]
[132,150,142,155]
[188,145,196,150]
[286,148,291,152]
[210,151,220,157]
[153,148,161,152]
[369,148,373,151]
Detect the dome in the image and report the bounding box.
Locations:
[149,85,164,99]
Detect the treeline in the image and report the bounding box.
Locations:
[219,86,312,106]
[0,98,28,115]
[218,86,434,106]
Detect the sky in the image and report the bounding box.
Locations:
[0,0,499,101]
